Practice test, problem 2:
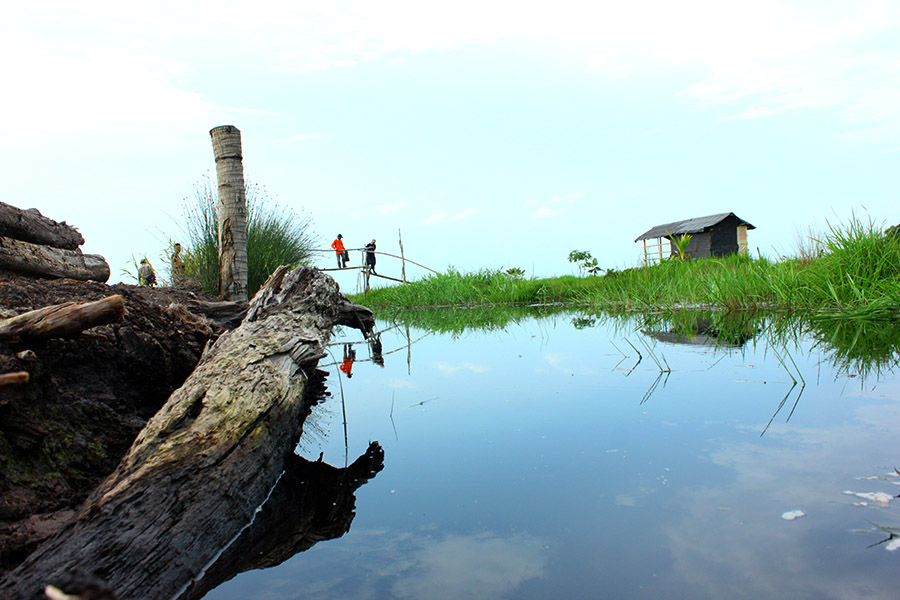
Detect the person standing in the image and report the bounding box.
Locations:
[331,234,349,268]
[138,258,157,286]
[340,343,355,378]
[170,242,186,284]
[365,239,377,274]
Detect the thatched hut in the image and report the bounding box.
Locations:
[635,212,755,264]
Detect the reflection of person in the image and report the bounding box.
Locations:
[364,239,377,274]
[331,234,349,268]
[138,258,157,286]
[170,243,186,283]
[340,343,355,378]
[370,333,384,368]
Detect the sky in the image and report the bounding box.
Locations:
[3,0,899,289]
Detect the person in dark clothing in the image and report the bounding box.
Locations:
[364,239,377,274]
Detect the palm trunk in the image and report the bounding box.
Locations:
[210,125,248,302]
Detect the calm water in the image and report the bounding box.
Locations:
[204,312,900,600]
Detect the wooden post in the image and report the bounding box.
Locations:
[210,125,248,302]
[398,229,406,283]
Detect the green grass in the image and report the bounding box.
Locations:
[353,216,900,320]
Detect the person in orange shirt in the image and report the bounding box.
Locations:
[339,343,355,378]
[331,234,349,268]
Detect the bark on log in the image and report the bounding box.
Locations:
[0,236,109,282]
[0,202,84,251]
[0,296,125,343]
[1,266,375,600]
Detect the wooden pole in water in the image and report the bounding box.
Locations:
[210,125,248,302]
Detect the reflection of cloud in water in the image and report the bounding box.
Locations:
[388,378,417,389]
[615,494,637,507]
[652,400,900,599]
[256,530,548,600]
[434,361,489,375]
[391,532,548,600]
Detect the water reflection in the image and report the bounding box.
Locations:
[201,310,900,599]
[177,440,384,600]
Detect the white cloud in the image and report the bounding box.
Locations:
[278,133,334,143]
[6,1,900,142]
[532,192,583,219]
[424,208,479,225]
[375,202,404,214]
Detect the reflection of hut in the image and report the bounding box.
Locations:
[644,318,757,349]
[635,212,755,265]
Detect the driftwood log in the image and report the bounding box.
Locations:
[1,265,375,599]
[0,203,84,251]
[0,372,29,390]
[0,236,109,282]
[0,295,125,343]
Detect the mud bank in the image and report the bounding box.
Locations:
[0,274,242,571]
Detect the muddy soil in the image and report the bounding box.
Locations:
[0,274,241,571]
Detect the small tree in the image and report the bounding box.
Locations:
[666,231,693,261]
[568,250,601,276]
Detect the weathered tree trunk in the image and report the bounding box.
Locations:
[1,266,374,600]
[0,296,124,343]
[0,236,109,282]
[0,202,84,251]
[210,125,248,302]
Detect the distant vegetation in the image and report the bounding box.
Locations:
[176,176,317,297]
[354,216,900,320]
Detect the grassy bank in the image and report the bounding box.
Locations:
[353,218,900,319]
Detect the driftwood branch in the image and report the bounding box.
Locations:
[0,296,125,343]
[0,372,29,390]
[0,202,84,251]
[2,266,375,600]
[0,236,109,282]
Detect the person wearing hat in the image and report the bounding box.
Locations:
[138,258,157,286]
[331,234,349,268]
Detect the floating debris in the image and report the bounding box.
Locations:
[843,490,893,507]
[782,510,805,521]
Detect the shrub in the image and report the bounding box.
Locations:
[176,175,318,298]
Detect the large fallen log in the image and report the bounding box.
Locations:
[0,236,109,282]
[0,296,125,343]
[0,265,375,600]
[0,202,84,251]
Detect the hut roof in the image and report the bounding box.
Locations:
[634,212,756,242]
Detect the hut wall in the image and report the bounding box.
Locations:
[670,232,711,259]
[709,215,743,257]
